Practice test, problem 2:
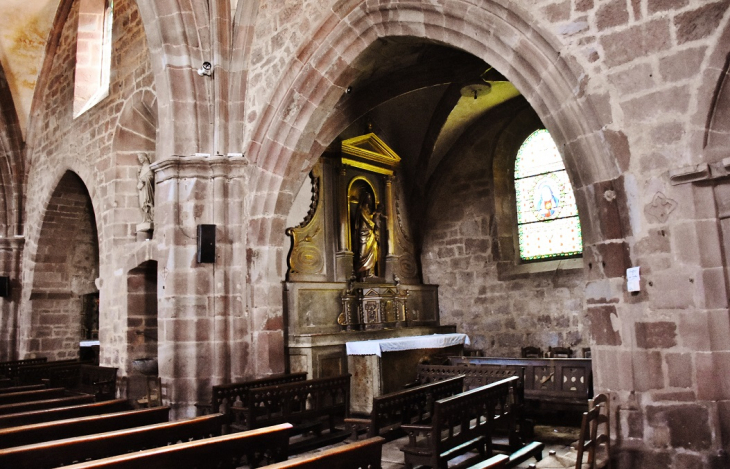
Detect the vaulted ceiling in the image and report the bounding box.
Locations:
[0,0,57,140]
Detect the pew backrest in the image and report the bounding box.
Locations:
[448,356,593,410]
[0,405,170,448]
[417,363,524,391]
[59,422,293,469]
[244,374,351,431]
[367,374,464,438]
[0,384,47,394]
[263,436,385,469]
[0,387,66,405]
[0,358,48,379]
[0,394,95,416]
[0,398,131,429]
[209,372,307,414]
[0,413,227,469]
[433,376,518,456]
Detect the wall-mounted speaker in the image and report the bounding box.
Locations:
[197,224,216,263]
[0,276,10,297]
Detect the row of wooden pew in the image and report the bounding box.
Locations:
[198,369,545,469]
[0,375,385,469]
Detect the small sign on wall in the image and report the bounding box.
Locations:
[627,266,640,292]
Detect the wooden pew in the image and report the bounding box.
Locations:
[198,372,307,415]
[415,363,524,391]
[0,384,47,394]
[449,356,593,414]
[239,374,351,452]
[0,413,227,469]
[400,376,543,469]
[263,436,385,469]
[345,375,465,441]
[467,454,510,468]
[13,359,83,384]
[58,423,293,469]
[0,357,48,380]
[0,398,131,428]
[0,405,170,449]
[0,393,95,415]
[41,364,118,400]
[0,387,67,405]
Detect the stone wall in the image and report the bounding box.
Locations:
[421,102,586,357]
[19,0,153,369]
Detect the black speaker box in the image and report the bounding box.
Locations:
[197,224,216,263]
[0,276,10,297]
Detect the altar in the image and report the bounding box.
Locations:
[346,333,469,413]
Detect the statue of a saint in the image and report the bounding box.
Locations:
[355,192,385,280]
[137,153,154,224]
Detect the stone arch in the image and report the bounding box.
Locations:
[20,171,100,360]
[245,0,628,372]
[132,0,214,157]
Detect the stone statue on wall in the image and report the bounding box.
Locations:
[355,191,385,280]
[137,152,154,224]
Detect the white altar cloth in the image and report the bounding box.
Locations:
[345,333,470,357]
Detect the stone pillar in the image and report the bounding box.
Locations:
[151,154,247,418]
[0,237,24,360]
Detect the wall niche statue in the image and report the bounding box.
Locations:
[353,187,386,280]
[137,152,154,226]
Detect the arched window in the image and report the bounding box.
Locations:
[514,129,582,261]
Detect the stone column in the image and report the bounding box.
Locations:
[151,154,247,418]
[0,237,24,360]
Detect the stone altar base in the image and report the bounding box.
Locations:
[348,343,464,414]
[287,326,457,383]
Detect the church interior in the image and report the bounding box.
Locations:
[0,0,729,468]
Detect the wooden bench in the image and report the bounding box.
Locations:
[0,398,132,428]
[58,422,293,469]
[400,376,542,469]
[0,413,227,469]
[0,387,67,405]
[0,405,170,448]
[414,363,533,443]
[0,384,47,394]
[415,363,524,391]
[38,364,118,400]
[263,436,385,469]
[448,356,593,413]
[239,374,351,452]
[0,357,48,380]
[345,375,465,440]
[198,372,307,420]
[0,393,95,415]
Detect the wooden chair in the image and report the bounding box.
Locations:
[547,346,573,358]
[521,347,543,358]
[137,376,162,408]
[575,393,610,469]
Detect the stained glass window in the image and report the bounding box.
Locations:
[515,129,582,260]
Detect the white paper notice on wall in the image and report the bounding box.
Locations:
[627,266,641,292]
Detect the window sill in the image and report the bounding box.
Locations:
[497,257,583,280]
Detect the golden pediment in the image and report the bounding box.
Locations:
[341,133,401,175]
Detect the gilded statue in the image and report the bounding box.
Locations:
[355,192,385,279]
[137,152,154,223]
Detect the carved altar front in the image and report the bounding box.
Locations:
[284,132,448,382]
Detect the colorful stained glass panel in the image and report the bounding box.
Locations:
[518,217,583,260]
[514,129,564,179]
[515,129,582,261]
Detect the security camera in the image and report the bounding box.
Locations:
[197,61,213,77]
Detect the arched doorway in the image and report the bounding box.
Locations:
[24,171,100,360]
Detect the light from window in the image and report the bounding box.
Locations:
[515,129,582,261]
[73,0,113,117]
